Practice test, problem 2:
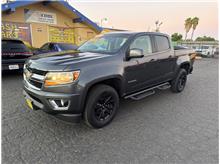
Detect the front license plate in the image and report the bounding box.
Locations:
[9,64,19,70]
[26,99,33,110]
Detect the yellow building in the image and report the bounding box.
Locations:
[2,1,102,48]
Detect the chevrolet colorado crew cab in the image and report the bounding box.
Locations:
[23,32,196,128]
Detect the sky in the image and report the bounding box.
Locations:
[71,0,218,40]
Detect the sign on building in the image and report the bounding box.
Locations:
[24,9,57,25]
[49,26,74,44]
[2,21,32,44]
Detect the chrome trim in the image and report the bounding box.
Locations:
[49,99,70,111]
[23,67,45,90]
[24,75,41,91]
[32,73,45,81]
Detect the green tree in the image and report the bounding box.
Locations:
[184,18,192,40]
[195,36,215,41]
[191,17,199,40]
[171,33,183,41]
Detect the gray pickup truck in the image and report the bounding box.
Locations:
[23,32,196,128]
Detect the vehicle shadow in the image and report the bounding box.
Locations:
[37,88,172,132]
[2,70,23,78]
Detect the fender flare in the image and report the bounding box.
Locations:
[79,75,124,111]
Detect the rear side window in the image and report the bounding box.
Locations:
[155,35,170,52]
[2,40,29,53]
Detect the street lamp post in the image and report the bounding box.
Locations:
[155,20,163,32]
[100,18,108,27]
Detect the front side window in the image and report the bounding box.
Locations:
[155,35,170,51]
[78,34,129,53]
[130,35,152,55]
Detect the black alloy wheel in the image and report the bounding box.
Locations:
[171,68,187,93]
[84,84,119,128]
[178,73,187,91]
[94,92,115,121]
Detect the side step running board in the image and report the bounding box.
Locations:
[124,82,170,100]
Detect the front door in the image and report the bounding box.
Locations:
[124,35,159,94]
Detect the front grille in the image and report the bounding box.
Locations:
[27,67,47,76]
[29,79,43,89]
[24,66,45,90]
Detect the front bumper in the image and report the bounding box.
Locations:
[23,85,82,123]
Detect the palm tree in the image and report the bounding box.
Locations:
[184,18,192,40]
[190,17,199,40]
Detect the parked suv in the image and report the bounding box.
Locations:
[2,39,33,71]
[23,32,196,128]
[195,45,215,57]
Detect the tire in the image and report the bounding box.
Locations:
[170,69,187,93]
[84,84,119,128]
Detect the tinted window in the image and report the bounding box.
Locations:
[155,35,170,51]
[49,44,57,51]
[58,43,76,50]
[2,40,29,53]
[130,35,152,55]
[40,43,50,51]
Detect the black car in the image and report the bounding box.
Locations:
[2,39,33,71]
[33,42,78,55]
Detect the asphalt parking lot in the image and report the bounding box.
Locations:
[2,58,218,164]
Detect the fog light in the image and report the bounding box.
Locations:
[49,99,70,110]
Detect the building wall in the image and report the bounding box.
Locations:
[2,2,98,47]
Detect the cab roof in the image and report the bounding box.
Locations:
[104,31,169,37]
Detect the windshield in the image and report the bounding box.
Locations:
[78,34,129,53]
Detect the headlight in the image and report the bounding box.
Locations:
[44,71,80,87]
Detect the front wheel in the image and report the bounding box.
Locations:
[170,69,187,93]
[84,84,119,128]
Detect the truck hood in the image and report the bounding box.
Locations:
[27,50,110,71]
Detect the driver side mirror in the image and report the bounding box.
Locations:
[127,48,144,60]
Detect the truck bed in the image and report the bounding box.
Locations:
[174,48,195,56]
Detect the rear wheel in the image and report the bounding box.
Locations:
[84,84,119,128]
[170,69,187,93]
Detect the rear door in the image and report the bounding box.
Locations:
[154,35,176,81]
